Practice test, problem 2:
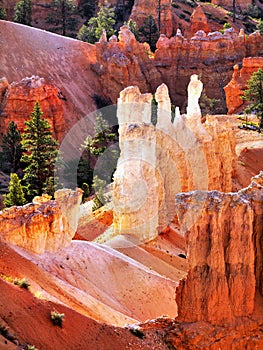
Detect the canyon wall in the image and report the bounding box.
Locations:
[0,76,66,142]
[94,26,263,113]
[224,56,263,114]
[175,172,263,325]
[130,0,175,37]
[0,189,82,254]
[113,77,238,242]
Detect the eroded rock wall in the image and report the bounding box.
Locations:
[0,189,82,254]
[175,173,263,325]
[0,76,66,142]
[95,26,263,113]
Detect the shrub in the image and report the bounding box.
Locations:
[50,311,65,327]
[27,345,38,350]
[14,278,30,290]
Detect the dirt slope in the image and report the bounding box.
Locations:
[0,20,101,133]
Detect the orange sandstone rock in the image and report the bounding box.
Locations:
[175,173,263,325]
[0,76,66,142]
[190,5,211,38]
[0,189,82,254]
[224,57,263,114]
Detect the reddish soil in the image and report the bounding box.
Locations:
[236,147,263,188]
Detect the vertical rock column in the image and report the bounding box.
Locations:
[113,86,159,242]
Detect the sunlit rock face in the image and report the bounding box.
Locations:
[175,172,263,325]
[130,0,174,37]
[0,189,82,254]
[190,5,211,38]
[0,76,66,142]
[224,57,263,114]
[113,76,238,242]
[95,25,263,115]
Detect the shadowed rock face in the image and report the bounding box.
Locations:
[0,189,82,254]
[175,172,263,325]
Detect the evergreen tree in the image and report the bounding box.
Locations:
[14,0,32,26]
[21,102,58,200]
[257,19,263,35]
[80,0,96,21]
[138,15,159,52]
[77,3,115,43]
[4,173,26,207]
[126,19,139,41]
[47,0,78,36]
[242,68,263,129]
[0,5,6,20]
[1,121,22,173]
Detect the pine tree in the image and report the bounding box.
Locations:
[242,68,263,129]
[4,173,26,207]
[139,15,159,52]
[77,3,116,43]
[126,19,139,41]
[1,121,22,173]
[14,0,32,26]
[0,4,6,20]
[21,101,58,200]
[47,0,78,37]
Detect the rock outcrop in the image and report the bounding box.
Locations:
[112,78,238,242]
[0,76,66,142]
[190,5,211,39]
[95,26,263,114]
[224,57,263,114]
[130,0,174,37]
[175,172,263,325]
[0,189,82,254]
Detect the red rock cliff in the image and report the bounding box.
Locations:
[224,56,263,114]
[175,172,263,325]
[95,26,263,113]
[0,76,66,142]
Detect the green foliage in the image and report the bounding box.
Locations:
[80,0,96,20]
[14,277,30,289]
[81,182,90,202]
[1,121,22,173]
[21,101,58,201]
[139,15,159,52]
[242,68,263,129]
[126,19,139,41]
[200,91,220,115]
[46,0,78,36]
[27,346,38,350]
[50,310,65,327]
[77,3,116,43]
[14,0,32,26]
[151,95,158,126]
[0,6,6,20]
[4,173,26,207]
[92,175,106,211]
[257,19,263,35]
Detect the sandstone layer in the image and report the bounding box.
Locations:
[0,189,82,254]
[175,172,263,325]
[224,56,263,114]
[94,25,263,114]
[112,80,237,243]
[0,76,65,141]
